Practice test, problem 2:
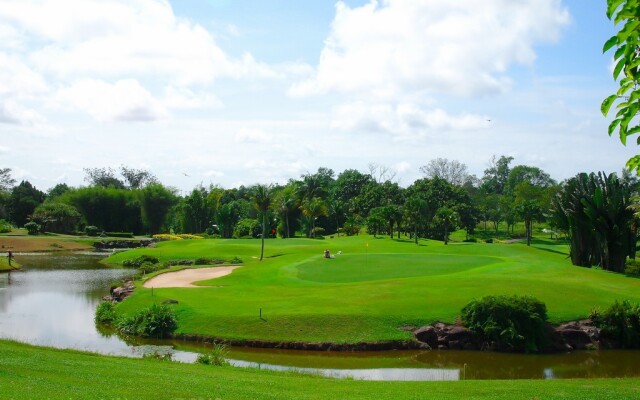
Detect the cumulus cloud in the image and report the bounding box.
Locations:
[55,79,166,122]
[0,0,309,123]
[0,100,45,125]
[290,0,570,99]
[331,101,489,138]
[235,128,274,144]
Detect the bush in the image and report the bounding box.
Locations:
[590,300,640,349]
[461,295,548,353]
[123,255,159,268]
[117,303,178,338]
[463,238,477,243]
[194,258,224,266]
[105,232,134,238]
[196,343,229,366]
[0,219,12,233]
[233,218,260,238]
[485,238,494,243]
[85,226,99,236]
[138,262,165,275]
[153,234,182,241]
[24,221,40,235]
[231,257,243,264]
[95,301,117,324]
[624,259,640,276]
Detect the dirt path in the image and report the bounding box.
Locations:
[143,266,240,288]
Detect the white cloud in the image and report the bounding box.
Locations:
[0,100,45,125]
[162,85,222,109]
[235,128,273,144]
[291,0,570,99]
[55,79,166,122]
[331,101,489,138]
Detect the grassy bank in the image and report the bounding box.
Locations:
[1,340,639,399]
[105,235,640,344]
[0,256,19,271]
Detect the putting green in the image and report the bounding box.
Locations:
[297,253,501,283]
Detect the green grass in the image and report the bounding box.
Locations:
[0,256,19,271]
[105,234,640,344]
[1,340,639,400]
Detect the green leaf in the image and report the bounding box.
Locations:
[602,94,619,116]
[609,118,622,136]
[626,155,640,174]
[614,58,626,80]
[607,0,624,19]
[603,35,619,53]
[627,125,640,138]
[614,43,628,60]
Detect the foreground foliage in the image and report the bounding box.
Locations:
[461,295,548,353]
[116,303,178,339]
[591,300,640,349]
[2,340,640,400]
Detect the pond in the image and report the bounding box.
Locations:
[2,252,640,381]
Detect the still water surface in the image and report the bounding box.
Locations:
[2,253,640,381]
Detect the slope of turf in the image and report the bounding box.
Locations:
[2,340,640,400]
[105,235,640,343]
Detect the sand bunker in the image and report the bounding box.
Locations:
[143,266,240,288]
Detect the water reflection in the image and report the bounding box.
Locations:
[2,253,640,381]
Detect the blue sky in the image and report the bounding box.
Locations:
[0,0,635,192]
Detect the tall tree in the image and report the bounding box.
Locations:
[420,158,469,186]
[0,168,15,191]
[481,155,514,195]
[120,166,157,189]
[139,183,177,234]
[252,184,273,261]
[301,197,328,238]
[602,0,640,172]
[8,181,45,227]
[433,207,459,245]
[83,167,125,189]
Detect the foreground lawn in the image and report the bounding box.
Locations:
[106,235,640,343]
[1,340,639,400]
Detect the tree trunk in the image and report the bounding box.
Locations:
[260,212,266,261]
[414,224,418,244]
[444,224,449,245]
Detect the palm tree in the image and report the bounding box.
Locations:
[433,207,459,245]
[252,184,273,261]
[301,197,328,238]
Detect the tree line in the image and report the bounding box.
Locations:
[0,158,638,273]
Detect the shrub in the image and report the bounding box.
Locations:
[485,238,493,243]
[463,238,477,243]
[461,295,548,352]
[123,255,159,268]
[117,303,178,338]
[95,301,117,324]
[0,219,12,233]
[194,258,224,266]
[24,221,40,235]
[85,226,99,236]
[590,300,640,349]
[624,259,640,276]
[138,261,165,275]
[230,256,243,264]
[233,218,260,238]
[105,232,134,238]
[153,234,182,241]
[177,234,204,240]
[196,343,229,366]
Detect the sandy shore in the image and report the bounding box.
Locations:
[143,266,240,288]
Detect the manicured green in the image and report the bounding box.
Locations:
[2,340,639,400]
[105,235,640,344]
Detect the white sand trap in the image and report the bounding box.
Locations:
[143,266,240,288]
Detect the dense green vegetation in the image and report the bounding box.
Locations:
[2,340,640,400]
[106,235,640,344]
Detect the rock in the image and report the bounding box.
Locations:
[448,340,462,350]
[445,326,475,342]
[438,344,448,350]
[414,326,438,349]
[463,342,478,351]
[558,329,593,350]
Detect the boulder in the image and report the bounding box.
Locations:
[558,329,594,350]
[414,326,438,349]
